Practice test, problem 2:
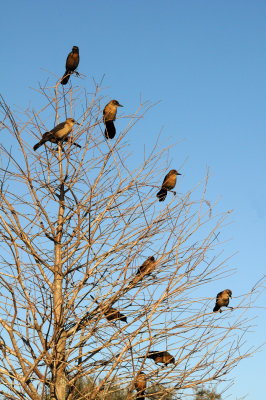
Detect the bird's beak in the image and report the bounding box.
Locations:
[177,172,182,175]
[75,121,80,125]
[118,104,123,107]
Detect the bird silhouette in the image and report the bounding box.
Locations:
[33,118,80,151]
[156,169,181,201]
[103,99,123,139]
[142,350,175,366]
[136,256,156,277]
[129,256,156,286]
[104,306,127,323]
[213,289,233,312]
[61,46,80,85]
[90,295,127,323]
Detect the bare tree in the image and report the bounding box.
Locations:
[0,81,261,400]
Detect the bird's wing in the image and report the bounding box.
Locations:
[65,52,72,69]
[163,174,176,189]
[103,104,117,122]
[66,52,79,70]
[162,172,170,185]
[42,131,52,140]
[216,291,223,300]
[51,122,66,135]
[142,258,151,267]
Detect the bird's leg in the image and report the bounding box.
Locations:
[168,190,176,196]
[57,145,65,153]
[72,142,81,148]
[74,71,80,76]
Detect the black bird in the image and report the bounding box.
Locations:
[135,372,147,400]
[61,46,80,85]
[213,289,233,312]
[33,118,80,151]
[104,306,127,323]
[90,295,127,323]
[103,99,123,139]
[144,351,175,366]
[156,169,181,202]
[136,256,156,277]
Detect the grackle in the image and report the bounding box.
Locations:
[156,169,181,202]
[143,350,175,366]
[61,46,80,85]
[213,289,233,312]
[33,118,80,151]
[105,306,127,323]
[103,99,123,139]
[136,256,156,277]
[135,372,147,400]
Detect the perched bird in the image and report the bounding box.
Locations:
[33,118,80,151]
[156,169,181,202]
[104,306,127,323]
[136,256,156,277]
[103,99,123,139]
[213,289,233,312]
[61,46,80,85]
[144,351,175,366]
[135,372,147,400]
[90,295,127,323]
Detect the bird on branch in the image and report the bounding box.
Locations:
[33,118,80,151]
[135,372,147,400]
[213,289,233,312]
[103,99,123,139]
[61,46,80,85]
[141,350,175,366]
[104,306,127,323]
[136,256,156,277]
[129,256,156,286]
[156,169,181,202]
[90,295,127,323]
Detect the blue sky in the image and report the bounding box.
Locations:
[1,1,265,398]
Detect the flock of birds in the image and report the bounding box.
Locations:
[33,45,233,398]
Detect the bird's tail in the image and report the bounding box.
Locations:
[72,142,81,148]
[136,392,145,400]
[33,132,52,151]
[213,305,220,312]
[104,121,116,139]
[61,70,71,85]
[33,141,42,151]
[33,139,47,151]
[62,136,81,148]
[156,188,167,202]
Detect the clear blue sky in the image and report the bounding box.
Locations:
[1,1,265,398]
